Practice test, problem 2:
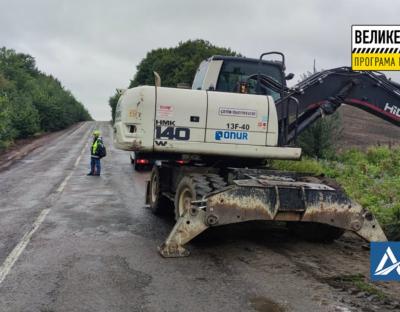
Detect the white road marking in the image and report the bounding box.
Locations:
[56,174,72,193]
[0,208,50,284]
[0,126,93,286]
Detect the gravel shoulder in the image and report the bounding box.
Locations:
[0,122,85,172]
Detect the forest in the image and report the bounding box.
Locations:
[0,47,91,149]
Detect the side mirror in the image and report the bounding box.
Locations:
[285,73,294,80]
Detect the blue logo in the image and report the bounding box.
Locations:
[215,131,248,141]
[370,242,400,281]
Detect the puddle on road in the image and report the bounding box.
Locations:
[249,297,286,312]
[20,159,36,163]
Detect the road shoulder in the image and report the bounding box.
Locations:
[0,122,85,172]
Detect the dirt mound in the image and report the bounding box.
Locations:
[339,105,400,150]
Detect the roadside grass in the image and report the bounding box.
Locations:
[328,273,387,300]
[271,146,400,240]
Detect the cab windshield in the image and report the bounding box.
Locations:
[216,60,284,100]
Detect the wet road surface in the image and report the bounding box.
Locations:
[0,122,398,312]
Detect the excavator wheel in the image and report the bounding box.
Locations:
[287,222,345,243]
[148,166,171,215]
[174,174,212,220]
[205,173,228,191]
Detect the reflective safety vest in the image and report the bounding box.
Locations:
[91,138,101,155]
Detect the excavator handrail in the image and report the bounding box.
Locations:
[290,68,400,97]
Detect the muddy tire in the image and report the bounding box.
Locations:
[288,222,345,242]
[174,174,212,220]
[148,166,170,214]
[205,173,227,191]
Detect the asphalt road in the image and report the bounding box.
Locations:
[0,122,398,312]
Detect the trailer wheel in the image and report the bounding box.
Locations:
[288,222,345,242]
[148,166,170,214]
[174,174,212,220]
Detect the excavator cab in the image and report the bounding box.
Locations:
[191,53,300,146]
[192,55,287,101]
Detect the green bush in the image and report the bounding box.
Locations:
[271,146,400,239]
[0,96,15,149]
[297,112,342,159]
[271,158,325,175]
[9,93,40,138]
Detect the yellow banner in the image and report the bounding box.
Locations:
[352,53,400,70]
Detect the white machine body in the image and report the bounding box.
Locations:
[114,86,301,160]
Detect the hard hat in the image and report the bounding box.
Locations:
[93,130,101,136]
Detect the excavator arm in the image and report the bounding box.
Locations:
[257,67,400,145]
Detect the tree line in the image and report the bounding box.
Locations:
[108,39,238,123]
[0,47,91,149]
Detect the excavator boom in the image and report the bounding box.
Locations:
[265,67,400,144]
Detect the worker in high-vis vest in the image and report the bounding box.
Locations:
[87,130,106,176]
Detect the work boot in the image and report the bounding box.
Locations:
[87,172,94,176]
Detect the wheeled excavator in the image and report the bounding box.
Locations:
[114,52,400,257]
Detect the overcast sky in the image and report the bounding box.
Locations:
[1,0,399,120]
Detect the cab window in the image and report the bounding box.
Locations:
[216,60,284,100]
